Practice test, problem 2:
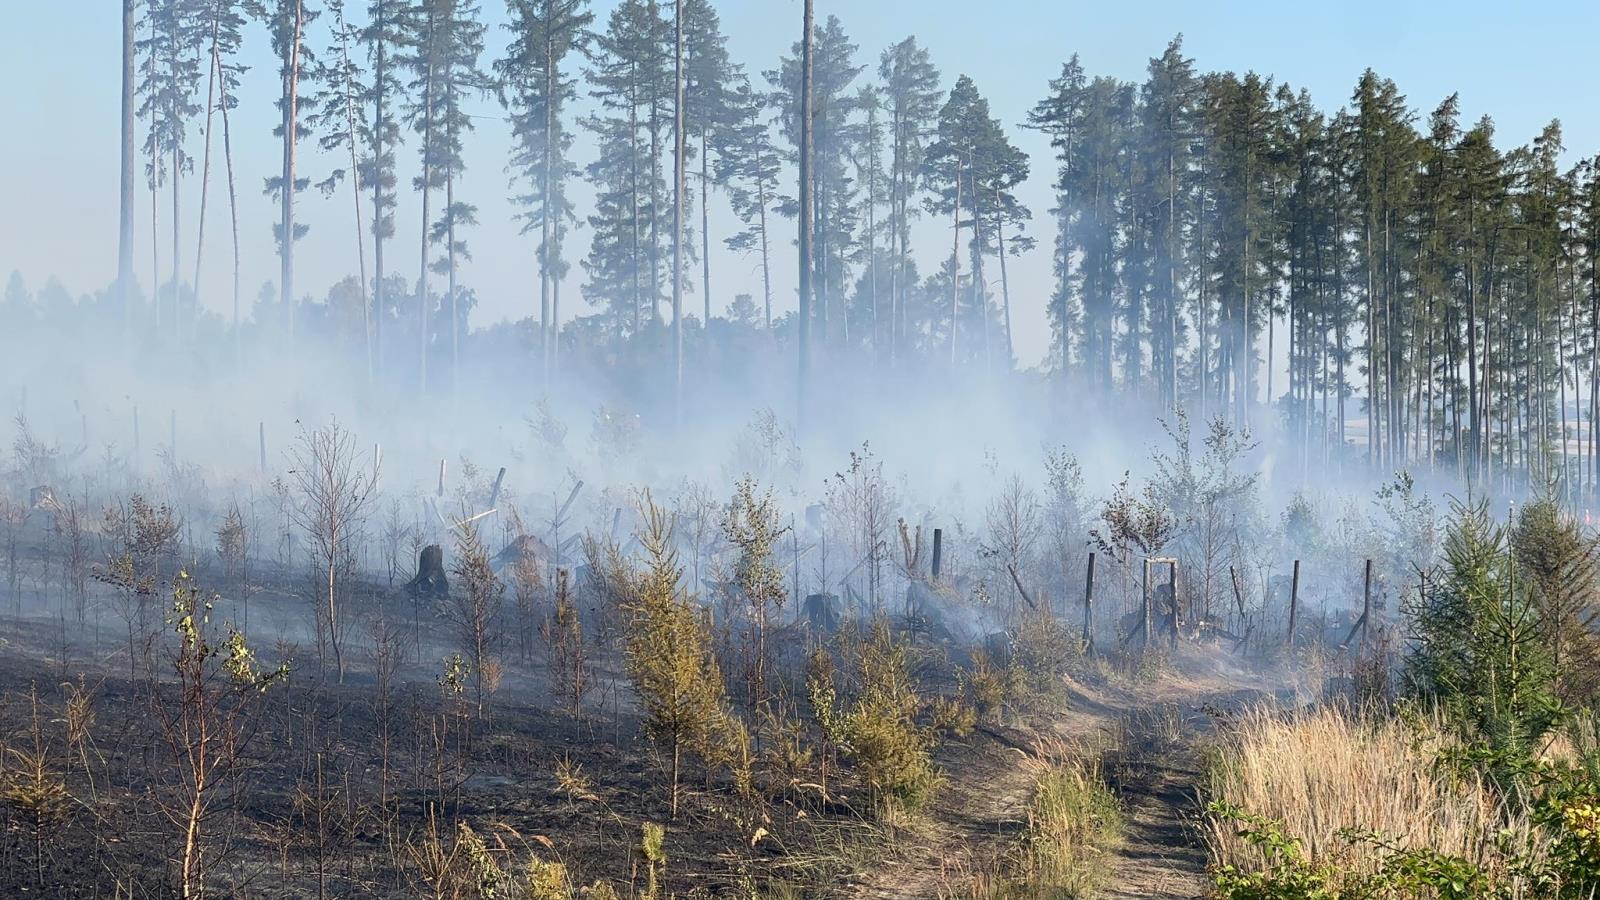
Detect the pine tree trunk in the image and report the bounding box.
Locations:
[171,132,182,345]
[948,155,960,367]
[540,28,555,378]
[193,23,220,340]
[995,186,1012,365]
[797,0,814,429]
[448,168,458,399]
[335,7,372,382]
[702,131,712,325]
[120,0,136,328]
[418,15,436,395]
[282,0,304,350]
[866,125,878,361]
[757,158,772,329]
[373,5,389,378]
[672,0,686,422]
[630,69,642,336]
[220,55,241,369]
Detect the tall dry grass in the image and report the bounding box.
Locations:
[1203,704,1546,887]
[946,736,1121,899]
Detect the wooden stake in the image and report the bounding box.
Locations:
[488,466,507,510]
[1082,552,1096,653]
[1229,565,1246,624]
[1340,558,1374,651]
[1362,558,1372,642]
[1229,565,1250,654]
[1141,558,1152,650]
[931,528,943,582]
[1168,560,1179,651]
[1287,559,1300,647]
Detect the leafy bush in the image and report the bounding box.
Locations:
[813,619,942,808]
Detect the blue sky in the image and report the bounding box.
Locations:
[3,0,1596,367]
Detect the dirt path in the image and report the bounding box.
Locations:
[846,647,1284,899]
[1099,697,1245,899]
[843,720,1041,899]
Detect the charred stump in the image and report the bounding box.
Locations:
[406,544,449,600]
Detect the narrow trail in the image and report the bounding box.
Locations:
[1102,743,1209,899]
[845,719,1041,899]
[846,646,1288,899]
[1099,689,1269,899]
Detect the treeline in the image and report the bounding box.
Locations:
[1030,46,1600,501]
[100,1,1600,495]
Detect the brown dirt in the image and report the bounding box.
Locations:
[846,645,1289,899]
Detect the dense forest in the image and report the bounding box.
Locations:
[0,0,1575,501]
[11,4,1600,899]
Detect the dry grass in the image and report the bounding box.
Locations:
[1203,703,1546,886]
[945,736,1121,899]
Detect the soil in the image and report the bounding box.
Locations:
[848,646,1294,899]
[0,557,1308,898]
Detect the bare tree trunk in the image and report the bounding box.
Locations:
[171,135,182,345]
[220,57,242,370]
[418,15,436,395]
[757,159,773,329]
[193,18,221,339]
[629,70,642,336]
[151,164,160,334]
[702,131,712,324]
[948,153,961,367]
[334,3,372,382]
[120,0,136,329]
[281,1,305,351]
[373,1,390,378]
[672,0,685,422]
[448,168,458,399]
[866,139,878,362]
[797,0,814,430]
[540,29,554,378]
[995,185,1013,365]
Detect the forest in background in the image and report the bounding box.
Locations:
[2,0,1595,507]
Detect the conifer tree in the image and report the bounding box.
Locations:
[1027,55,1089,374]
[623,495,732,817]
[923,75,1029,369]
[137,0,205,334]
[360,0,417,376]
[1348,70,1419,465]
[582,0,672,336]
[121,0,138,326]
[497,0,593,375]
[1200,71,1283,425]
[1136,36,1198,407]
[261,0,318,346]
[683,0,739,325]
[714,80,781,328]
[878,37,941,360]
[195,0,248,357]
[403,0,486,393]
[309,0,373,373]
[770,14,863,348]
[1512,489,1600,700]
[1408,498,1560,775]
